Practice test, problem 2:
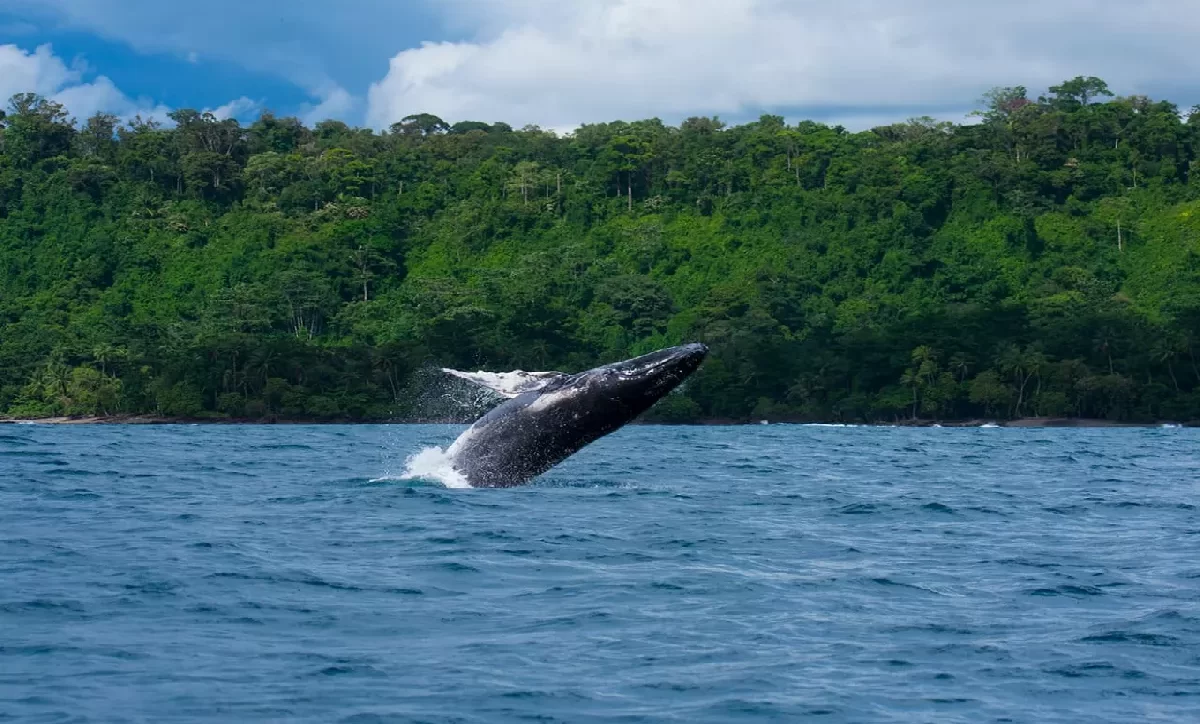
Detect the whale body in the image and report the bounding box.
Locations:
[442,343,708,488]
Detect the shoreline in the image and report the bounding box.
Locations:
[1,415,1194,428]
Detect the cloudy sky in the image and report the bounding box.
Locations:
[2,1,1198,132]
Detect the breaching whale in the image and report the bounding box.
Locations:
[440,343,708,488]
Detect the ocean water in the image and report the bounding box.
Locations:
[2,423,1199,723]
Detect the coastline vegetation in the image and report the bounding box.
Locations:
[2,77,1200,424]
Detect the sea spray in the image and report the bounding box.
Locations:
[392,366,506,423]
[372,445,472,489]
[401,445,472,488]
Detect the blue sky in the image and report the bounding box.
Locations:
[2,1,1199,133]
[0,14,309,113]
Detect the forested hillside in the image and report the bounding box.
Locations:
[2,77,1200,423]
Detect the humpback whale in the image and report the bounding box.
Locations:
[441,343,708,488]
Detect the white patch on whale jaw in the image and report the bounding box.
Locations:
[525,384,584,413]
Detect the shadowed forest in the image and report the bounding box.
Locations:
[2,76,1200,423]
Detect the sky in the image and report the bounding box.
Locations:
[2,0,1199,134]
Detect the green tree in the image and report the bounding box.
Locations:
[3,78,1200,424]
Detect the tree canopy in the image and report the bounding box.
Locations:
[3,76,1200,423]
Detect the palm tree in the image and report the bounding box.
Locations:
[998,343,1046,417]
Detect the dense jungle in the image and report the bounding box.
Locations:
[2,76,1200,423]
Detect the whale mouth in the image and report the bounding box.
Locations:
[612,343,708,375]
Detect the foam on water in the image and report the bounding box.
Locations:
[373,445,472,488]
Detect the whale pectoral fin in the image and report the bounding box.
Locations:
[440,369,567,398]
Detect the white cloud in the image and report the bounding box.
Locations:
[53,75,143,118]
[1,43,169,122]
[368,0,1200,130]
[300,85,357,126]
[6,0,409,123]
[11,0,1200,130]
[0,43,78,100]
[0,43,242,127]
[207,96,260,121]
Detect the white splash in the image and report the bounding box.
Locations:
[372,444,473,489]
[403,445,472,488]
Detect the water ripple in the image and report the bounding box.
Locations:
[2,424,1199,722]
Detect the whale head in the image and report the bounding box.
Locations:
[556,342,710,419]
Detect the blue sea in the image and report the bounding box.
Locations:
[2,423,1199,723]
